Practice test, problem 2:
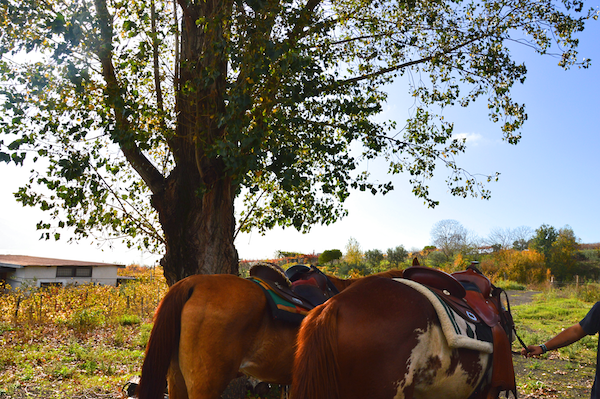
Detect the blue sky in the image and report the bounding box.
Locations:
[1,15,599,265]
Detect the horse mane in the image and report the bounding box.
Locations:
[292,300,341,399]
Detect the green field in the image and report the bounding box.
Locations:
[1,279,600,398]
[511,287,599,398]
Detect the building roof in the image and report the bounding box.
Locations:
[0,255,123,269]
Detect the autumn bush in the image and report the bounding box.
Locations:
[0,266,168,327]
[479,249,547,284]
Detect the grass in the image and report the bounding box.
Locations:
[0,323,148,398]
[2,267,600,398]
[495,279,527,290]
[512,289,598,364]
[510,285,600,398]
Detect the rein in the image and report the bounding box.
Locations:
[499,286,530,353]
[467,265,530,353]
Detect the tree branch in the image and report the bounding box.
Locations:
[330,34,485,90]
[151,0,165,118]
[288,0,322,42]
[93,0,166,195]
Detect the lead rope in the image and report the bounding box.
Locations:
[499,287,530,353]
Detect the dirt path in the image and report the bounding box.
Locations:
[506,290,596,398]
[506,290,540,306]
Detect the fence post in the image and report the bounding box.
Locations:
[14,294,22,323]
[576,275,579,290]
[38,292,43,323]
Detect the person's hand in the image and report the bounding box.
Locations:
[521,345,543,357]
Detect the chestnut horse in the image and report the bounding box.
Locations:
[291,275,513,399]
[137,267,404,399]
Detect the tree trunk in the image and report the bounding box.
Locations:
[148,0,238,286]
[152,166,239,285]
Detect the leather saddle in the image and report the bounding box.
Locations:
[249,263,339,311]
[403,265,498,326]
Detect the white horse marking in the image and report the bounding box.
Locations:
[394,323,490,399]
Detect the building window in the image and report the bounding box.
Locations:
[75,267,92,277]
[56,267,73,277]
[56,267,93,278]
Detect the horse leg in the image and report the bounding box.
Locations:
[167,353,189,399]
[485,387,502,399]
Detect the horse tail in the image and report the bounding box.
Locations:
[291,300,341,399]
[137,276,198,399]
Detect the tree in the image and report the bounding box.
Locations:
[487,227,513,250]
[487,226,533,250]
[275,250,301,259]
[344,237,363,266]
[512,226,534,247]
[0,0,596,284]
[427,250,448,268]
[387,245,408,266]
[512,239,531,251]
[430,219,469,259]
[483,249,546,284]
[318,249,342,265]
[550,226,580,280]
[529,224,559,261]
[364,249,384,266]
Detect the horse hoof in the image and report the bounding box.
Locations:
[254,382,271,396]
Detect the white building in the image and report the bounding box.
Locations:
[0,255,123,289]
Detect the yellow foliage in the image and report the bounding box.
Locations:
[452,253,469,272]
[483,249,546,284]
[1,267,169,326]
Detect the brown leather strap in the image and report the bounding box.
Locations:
[490,323,517,395]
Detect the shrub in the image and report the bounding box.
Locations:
[118,314,141,326]
[67,309,105,333]
[494,280,526,291]
[576,283,600,303]
[135,323,153,348]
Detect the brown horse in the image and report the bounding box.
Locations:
[136,267,404,399]
[291,273,514,399]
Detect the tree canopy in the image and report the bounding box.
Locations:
[530,224,560,260]
[387,245,408,266]
[430,219,472,258]
[0,0,596,281]
[319,249,343,264]
[364,249,384,266]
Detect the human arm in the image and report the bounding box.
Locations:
[521,323,588,357]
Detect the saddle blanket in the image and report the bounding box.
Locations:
[249,277,309,324]
[394,278,493,353]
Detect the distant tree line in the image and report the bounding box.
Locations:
[313,237,410,277]
[426,219,599,284]
[287,220,599,284]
